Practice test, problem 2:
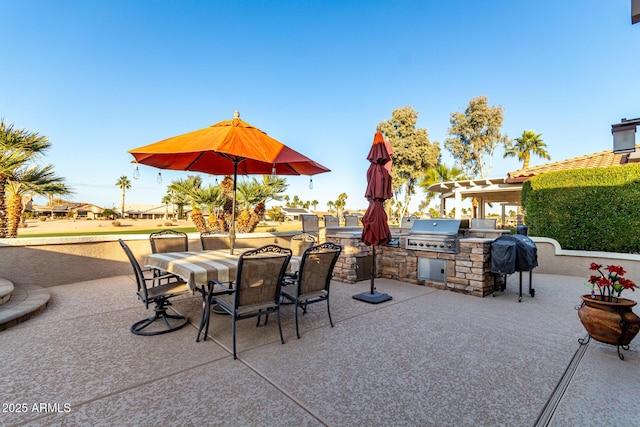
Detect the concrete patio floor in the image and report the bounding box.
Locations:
[1,273,638,426]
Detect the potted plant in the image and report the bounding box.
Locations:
[578,263,640,360]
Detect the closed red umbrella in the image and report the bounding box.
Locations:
[354,129,393,304]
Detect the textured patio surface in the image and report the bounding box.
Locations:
[1,273,638,426]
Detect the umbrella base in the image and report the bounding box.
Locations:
[352,291,392,304]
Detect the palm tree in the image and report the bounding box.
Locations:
[418,164,468,214]
[503,130,551,170]
[0,120,52,237]
[115,176,131,219]
[311,199,319,212]
[6,165,70,237]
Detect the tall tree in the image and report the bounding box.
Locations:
[0,120,52,237]
[503,130,550,170]
[115,176,131,219]
[445,96,509,179]
[379,106,440,222]
[333,193,348,221]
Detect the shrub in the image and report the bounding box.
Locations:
[522,163,640,253]
[164,221,173,226]
[112,221,121,227]
[38,216,47,222]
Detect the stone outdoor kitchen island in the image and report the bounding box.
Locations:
[325,228,496,297]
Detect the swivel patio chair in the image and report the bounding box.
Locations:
[149,229,189,253]
[281,242,342,339]
[197,244,292,359]
[119,239,190,336]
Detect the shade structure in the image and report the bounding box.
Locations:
[354,129,393,304]
[128,111,330,253]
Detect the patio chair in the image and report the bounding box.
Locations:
[200,231,218,251]
[281,242,342,339]
[119,239,190,336]
[149,229,188,253]
[198,244,292,359]
[344,215,359,227]
[323,214,339,227]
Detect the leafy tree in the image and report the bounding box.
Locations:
[6,165,70,237]
[445,96,509,179]
[503,130,551,170]
[267,206,284,222]
[0,119,53,237]
[115,176,131,219]
[102,208,117,220]
[379,106,440,222]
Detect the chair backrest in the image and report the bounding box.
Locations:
[298,242,342,295]
[119,239,149,306]
[150,230,188,253]
[323,215,339,227]
[344,215,359,227]
[200,231,219,251]
[301,214,319,235]
[234,245,292,309]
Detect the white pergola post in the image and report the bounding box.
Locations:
[454,188,462,219]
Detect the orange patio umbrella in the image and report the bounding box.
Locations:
[128,111,330,253]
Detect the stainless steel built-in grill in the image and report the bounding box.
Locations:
[404,219,462,254]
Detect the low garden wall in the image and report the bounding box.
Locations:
[0,232,298,288]
[1,233,639,289]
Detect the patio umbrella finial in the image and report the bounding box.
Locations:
[377,124,381,132]
[234,110,240,119]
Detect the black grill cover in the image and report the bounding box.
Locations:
[491,234,538,274]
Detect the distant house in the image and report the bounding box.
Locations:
[31,203,105,219]
[279,207,313,221]
[121,203,181,220]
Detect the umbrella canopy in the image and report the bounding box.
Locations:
[128,111,330,253]
[354,129,393,304]
[361,130,393,246]
[128,111,329,176]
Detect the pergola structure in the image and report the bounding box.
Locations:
[428,146,640,223]
[427,177,521,222]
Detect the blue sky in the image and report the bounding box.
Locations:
[1,1,639,212]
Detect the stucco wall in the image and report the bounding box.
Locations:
[531,237,640,279]
[0,232,298,288]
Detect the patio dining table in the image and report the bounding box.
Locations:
[145,249,300,292]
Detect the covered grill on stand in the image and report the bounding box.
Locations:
[491,234,538,302]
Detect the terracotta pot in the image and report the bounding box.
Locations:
[578,295,640,346]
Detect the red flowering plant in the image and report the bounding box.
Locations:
[586,263,636,302]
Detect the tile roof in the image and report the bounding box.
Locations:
[506,145,640,183]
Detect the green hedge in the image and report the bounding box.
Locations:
[521,164,640,253]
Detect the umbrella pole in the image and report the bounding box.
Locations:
[229,160,238,255]
[370,245,376,294]
[352,244,392,304]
